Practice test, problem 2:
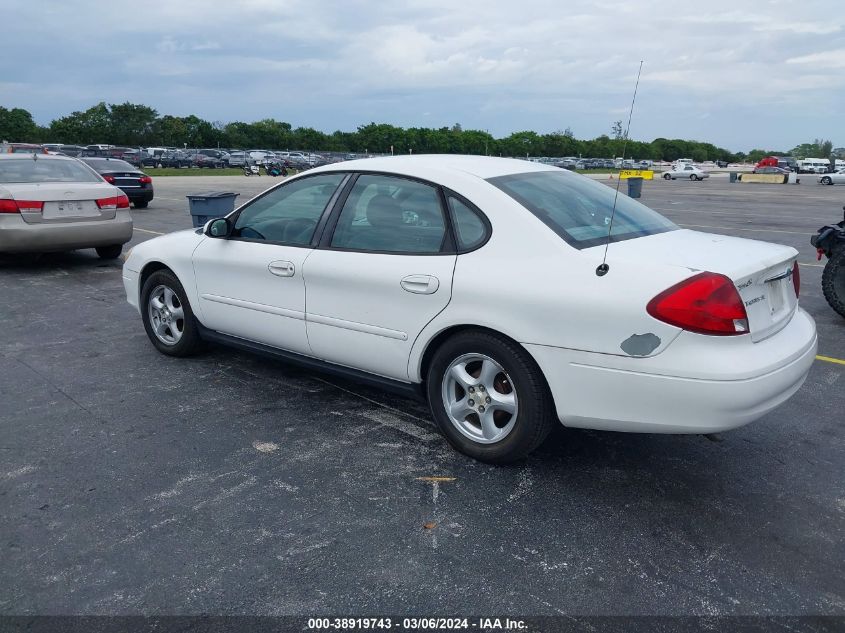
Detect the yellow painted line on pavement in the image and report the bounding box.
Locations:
[817,355,845,366]
[134,227,165,235]
[416,476,456,482]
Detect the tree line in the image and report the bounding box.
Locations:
[0,102,837,163]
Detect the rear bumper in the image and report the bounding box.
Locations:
[120,188,154,203]
[526,308,818,434]
[0,211,133,253]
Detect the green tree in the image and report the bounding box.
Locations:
[108,102,158,146]
[0,107,38,141]
[611,120,624,140]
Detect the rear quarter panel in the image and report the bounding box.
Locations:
[407,184,688,381]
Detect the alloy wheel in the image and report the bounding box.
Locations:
[441,353,519,444]
[147,284,185,345]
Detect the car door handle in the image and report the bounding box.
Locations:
[400,274,439,294]
[268,260,295,277]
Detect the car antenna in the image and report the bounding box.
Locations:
[596,60,644,277]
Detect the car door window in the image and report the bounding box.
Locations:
[233,173,345,244]
[448,195,489,251]
[330,174,447,253]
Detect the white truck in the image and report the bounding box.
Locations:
[798,158,831,174]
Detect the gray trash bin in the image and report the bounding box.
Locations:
[729,172,738,183]
[186,191,240,228]
[627,177,643,199]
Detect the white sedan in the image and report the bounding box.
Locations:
[818,169,845,185]
[123,156,816,463]
[662,164,710,181]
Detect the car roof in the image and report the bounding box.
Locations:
[311,154,557,181]
[0,153,76,162]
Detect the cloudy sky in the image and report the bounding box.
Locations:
[2,0,842,150]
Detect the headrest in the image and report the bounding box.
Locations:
[366,195,403,228]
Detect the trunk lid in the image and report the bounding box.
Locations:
[0,183,121,224]
[602,229,799,342]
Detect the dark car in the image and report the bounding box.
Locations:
[55,145,86,157]
[154,150,192,168]
[193,150,226,168]
[753,166,790,175]
[79,157,154,208]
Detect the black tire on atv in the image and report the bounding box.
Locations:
[822,248,845,318]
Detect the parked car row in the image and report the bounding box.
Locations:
[30,144,336,171]
[549,157,653,170]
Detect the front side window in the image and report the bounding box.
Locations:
[0,158,102,183]
[330,174,447,254]
[488,170,677,249]
[233,173,345,244]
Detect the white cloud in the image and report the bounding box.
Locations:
[0,0,842,149]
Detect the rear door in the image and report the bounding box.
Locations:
[303,173,456,381]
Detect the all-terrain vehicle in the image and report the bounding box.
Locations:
[811,205,845,318]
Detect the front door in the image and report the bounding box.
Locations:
[304,173,456,381]
[192,173,346,354]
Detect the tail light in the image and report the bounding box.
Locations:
[647,272,749,336]
[0,199,44,213]
[102,175,115,183]
[139,175,152,184]
[792,261,800,298]
[96,194,130,210]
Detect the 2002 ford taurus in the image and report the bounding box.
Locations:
[122,155,817,463]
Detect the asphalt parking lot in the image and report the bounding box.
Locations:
[1,173,843,617]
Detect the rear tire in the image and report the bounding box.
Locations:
[663,173,671,180]
[822,249,845,319]
[140,269,205,356]
[134,201,149,209]
[426,330,555,464]
[95,244,122,259]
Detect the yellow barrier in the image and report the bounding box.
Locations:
[739,174,787,184]
[619,169,654,180]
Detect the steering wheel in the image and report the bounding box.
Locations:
[239,227,266,240]
[283,218,318,243]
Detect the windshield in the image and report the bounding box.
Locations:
[0,158,102,184]
[488,170,677,249]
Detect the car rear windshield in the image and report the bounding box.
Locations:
[83,159,135,172]
[487,170,677,249]
[0,158,102,184]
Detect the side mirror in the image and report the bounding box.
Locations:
[204,217,231,238]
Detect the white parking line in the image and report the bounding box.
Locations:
[677,223,806,235]
[134,227,165,235]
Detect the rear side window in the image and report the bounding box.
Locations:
[488,170,677,249]
[330,174,447,254]
[447,195,488,251]
[0,158,101,183]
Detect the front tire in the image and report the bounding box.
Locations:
[426,330,555,463]
[140,269,204,356]
[821,177,832,185]
[822,249,845,319]
[663,173,671,180]
[95,244,122,259]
